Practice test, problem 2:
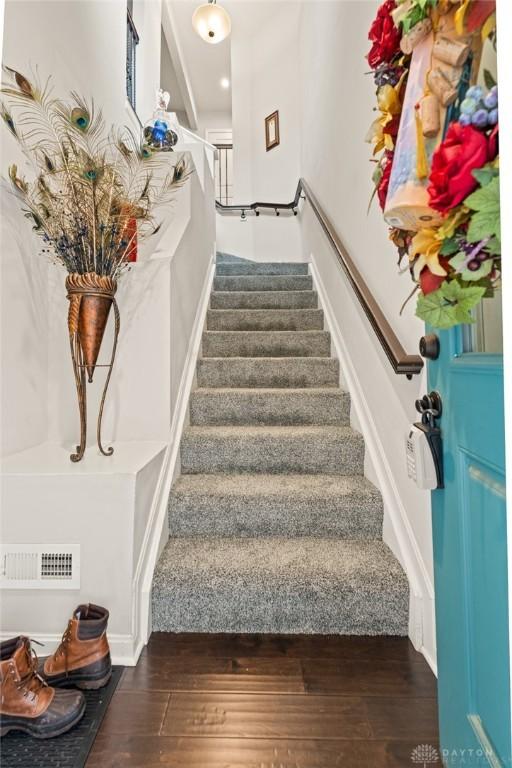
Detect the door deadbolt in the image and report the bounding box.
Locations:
[419,334,440,360]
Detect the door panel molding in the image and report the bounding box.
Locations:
[468,714,504,768]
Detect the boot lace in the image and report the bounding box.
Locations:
[15,644,48,703]
[53,621,73,673]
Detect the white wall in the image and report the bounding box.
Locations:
[1,189,49,456]
[298,0,434,665]
[299,0,421,353]
[217,1,302,261]
[1,0,163,457]
[198,110,232,140]
[133,0,163,124]
[0,0,216,662]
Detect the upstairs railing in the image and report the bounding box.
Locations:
[216,178,424,378]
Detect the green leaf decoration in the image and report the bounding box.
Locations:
[439,237,459,256]
[465,176,500,214]
[402,5,424,33]
[465,176,500,243]
[449,252,467,272]
[472,166,498,187]
[449,252,492,281]
[464,259,493,282]
[402,0,436,30]
[483,68,497,90]
[486,237,502,256]
[416,281,486,329]
[467,211,500,243]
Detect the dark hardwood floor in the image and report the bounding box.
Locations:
[87,633,438,768]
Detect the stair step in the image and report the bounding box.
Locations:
[207,308,324,331]
[190,388,350,426]
[152,537,409,634]
[180,425,364,475]
[216,262,309,276]
[216,252,249,264]
[214,275,313,292]
[210,290,318,310]
[202,330,331,359]
[197,357,340,388]
[169,474,383,538]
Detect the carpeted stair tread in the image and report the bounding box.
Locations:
[202,330,331,358]
[216,252,251,264]
[169,473,383,539]
[216,262,309,276]
[206,308,324,331]
[180,425,365,475]
[152,537,409,635]
[190,388,350,426]
[210,290,318,310]
[214,275,313,292]
[197,357,340,388]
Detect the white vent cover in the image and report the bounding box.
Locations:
[0,544,80,590]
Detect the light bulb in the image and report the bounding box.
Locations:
[220,77,230,89]
[192,2,231,45]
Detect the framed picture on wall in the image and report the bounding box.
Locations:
[265,110,280,151]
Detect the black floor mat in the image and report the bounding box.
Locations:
[1,666,122,768]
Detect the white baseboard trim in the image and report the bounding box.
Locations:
[0,631,140,667]
[310,259,436,667]
[129,253,216,664]
[422,643,438,677]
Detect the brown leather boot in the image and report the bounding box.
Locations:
[42,604,111,690]
[0,636,85,739]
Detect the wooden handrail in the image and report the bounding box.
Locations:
[215,179,424,377]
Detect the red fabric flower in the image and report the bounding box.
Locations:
[489,123,499,158]
[419,257,451,295]
[465,0,496,33]
[367,0,401,70]
[377,150,394,210]
[427,123,496,213]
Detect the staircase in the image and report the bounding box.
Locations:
[152,254,409,635]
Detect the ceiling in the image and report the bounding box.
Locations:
[167,0,232,115]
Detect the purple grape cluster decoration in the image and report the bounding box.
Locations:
[459,85,498,130]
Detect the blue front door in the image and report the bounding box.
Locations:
[428,302,510,766]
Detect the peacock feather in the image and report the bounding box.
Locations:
[3,66,36,99]
[70,107,90,132]
[1,67,191,278]
[1,102,17,136]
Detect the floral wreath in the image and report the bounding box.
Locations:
[366,0,500,329]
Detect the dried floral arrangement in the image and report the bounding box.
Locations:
[366,0,500,329]
[1,67,189,278]
[1,67,190,461]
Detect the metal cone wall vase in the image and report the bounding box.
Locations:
[78,293,113,383]
[66,272,120,462]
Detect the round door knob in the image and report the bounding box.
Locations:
[419,334,440,360]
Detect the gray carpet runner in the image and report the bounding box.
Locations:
[152,254,409,635]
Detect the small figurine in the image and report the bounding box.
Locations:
[156,88,170,111]
[143,89,178,152]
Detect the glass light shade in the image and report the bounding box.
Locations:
[192,2,231,44]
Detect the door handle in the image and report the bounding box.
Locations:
[419,334,440,360]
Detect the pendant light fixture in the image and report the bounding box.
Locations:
[192,0,231,44]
